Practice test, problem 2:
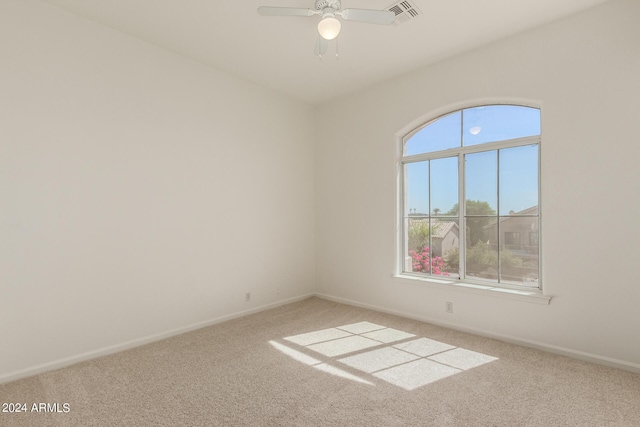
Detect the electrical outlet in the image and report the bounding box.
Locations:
[446,302,453,313]
[245,292,251,302]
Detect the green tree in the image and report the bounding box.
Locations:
[443,246,459,271]
[408,220,430,252]
[408,220,442,253]
[445,200,496,245]
[444,200,495,216]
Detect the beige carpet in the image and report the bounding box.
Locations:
[1,297,639,426]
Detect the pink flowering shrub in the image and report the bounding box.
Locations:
[408,246,449,276]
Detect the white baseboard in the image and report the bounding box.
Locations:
[314,293,640,374]
[0,294,314,385]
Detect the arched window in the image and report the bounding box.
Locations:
[401,105,541,288]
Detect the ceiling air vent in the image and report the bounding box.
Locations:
[387,0,421,26]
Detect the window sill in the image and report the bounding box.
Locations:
[392,274,551,305]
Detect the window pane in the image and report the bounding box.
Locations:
[499,145,538,215]
[465,151,497,214]
[463,105,540,146]
[406,217,458,277]
[430,156,458,216]
[405,111,461,156]
[498,216,539,286]
[405,161,429,216]
[465,224,498,281]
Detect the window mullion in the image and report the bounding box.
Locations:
[401,162,407,273]
[458,153,465,280]
[496,150,501,283]
[402,135,539,164]
[537,143,542,290]
[428,160,432,275]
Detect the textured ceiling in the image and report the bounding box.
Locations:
[42,0,610,105]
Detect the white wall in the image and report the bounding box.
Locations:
[0,0,315,381]
[315,0,640,369]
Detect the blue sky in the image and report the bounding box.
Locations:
[405,106,539,216]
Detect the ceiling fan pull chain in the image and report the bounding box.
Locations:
[336,38,339,60]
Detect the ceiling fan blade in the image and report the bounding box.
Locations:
[340,8,396,25]
[257,6,317,17]
[314,35,328,56]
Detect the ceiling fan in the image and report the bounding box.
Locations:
[257,0,396,57]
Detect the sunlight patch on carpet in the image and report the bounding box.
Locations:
[373,359,461,390]
[307,336,381,357]
[313,363,374,385]
[269,340,374,385]
[284,328,352,346]
[269,341,321,366]
[272,323,498,391]
[338,347,420,373]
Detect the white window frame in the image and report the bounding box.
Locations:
[398,105,542,291]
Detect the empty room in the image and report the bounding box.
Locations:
[1,0,639,425]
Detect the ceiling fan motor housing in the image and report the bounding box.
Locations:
[315,0,341,12]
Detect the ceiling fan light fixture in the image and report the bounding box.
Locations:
[318,17,341,40]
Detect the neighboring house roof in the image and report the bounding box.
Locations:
[431,220,458,239]
[483,205,538,229]
[510,206,538,215]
